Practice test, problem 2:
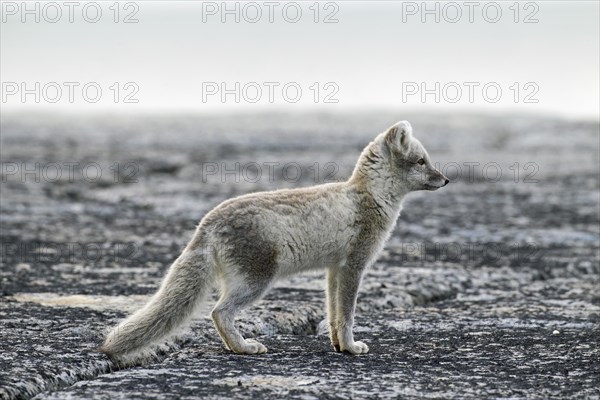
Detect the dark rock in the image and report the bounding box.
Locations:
[0,113,598,399]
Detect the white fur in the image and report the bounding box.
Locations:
[101,120,449,360]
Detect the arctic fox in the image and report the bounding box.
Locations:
[101,120,449,360]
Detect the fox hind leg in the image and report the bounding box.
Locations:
[211,275,270,355]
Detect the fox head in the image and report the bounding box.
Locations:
[382,120,449,192]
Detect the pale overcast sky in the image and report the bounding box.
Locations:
[1,1,598,119]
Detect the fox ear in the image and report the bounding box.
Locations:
[385,121,412,152]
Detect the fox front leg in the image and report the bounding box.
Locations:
[326,267,340,351]
[336,266,369,355]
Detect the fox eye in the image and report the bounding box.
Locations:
[417,159,425,165]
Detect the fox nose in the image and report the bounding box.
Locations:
[443,179,450,186]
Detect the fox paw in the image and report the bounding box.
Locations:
[340,341,369,355]
[232,339,268,355]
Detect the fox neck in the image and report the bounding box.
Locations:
[349,138,409,214]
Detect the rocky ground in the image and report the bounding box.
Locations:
[1,112,598,399]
